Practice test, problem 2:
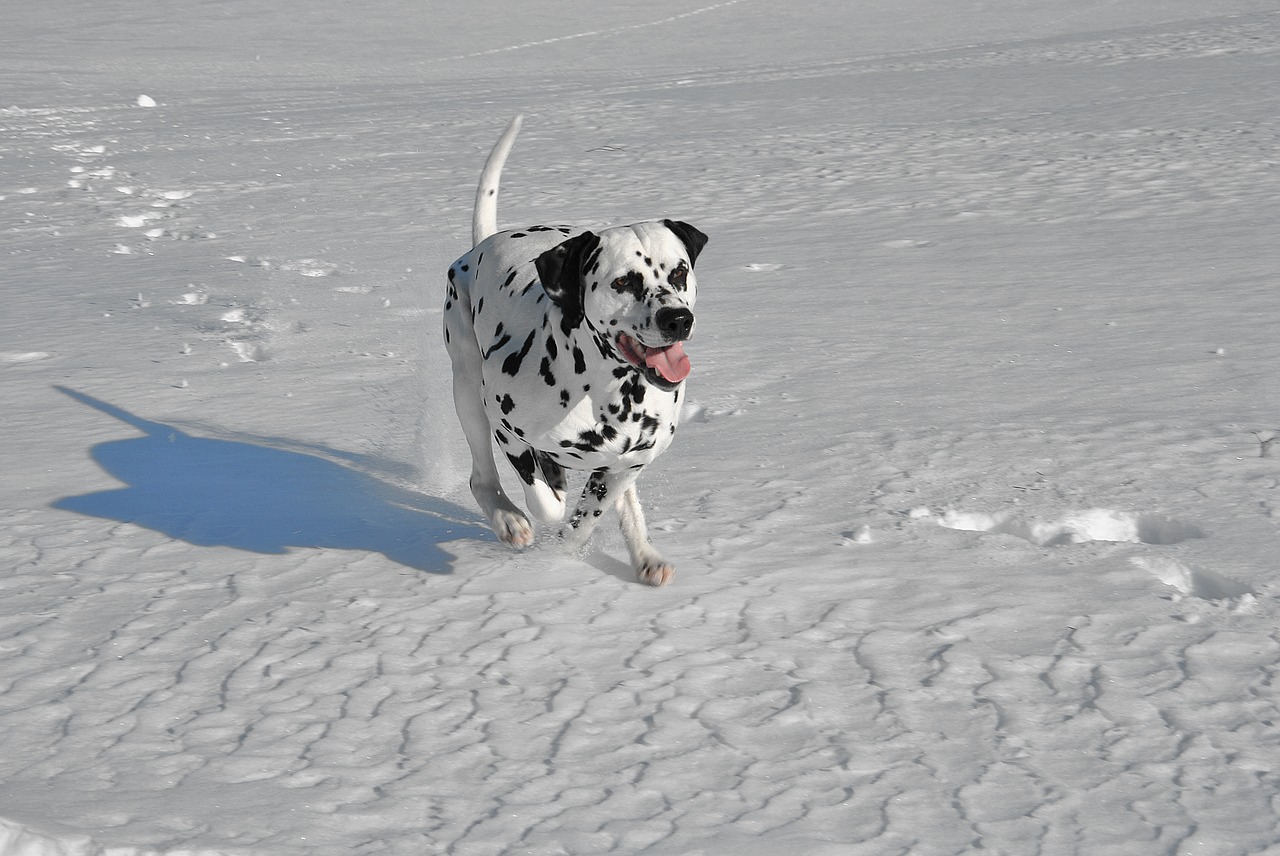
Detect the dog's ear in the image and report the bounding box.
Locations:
[663,219,708,267]
[535,231,600,330]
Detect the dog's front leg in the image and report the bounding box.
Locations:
[445,316,534,548]
[616,483,674,586]
[564,469,673,586]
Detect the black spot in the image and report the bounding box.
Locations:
[534,451,566,492]
[482,330,511,359]
[539,357,556,387]
[447,267,456,281]
[560,389,570,407]
[500,394,515,414]
[502,330,536,376]
[575,430,604,451]
[546,335,558,360]
[504,269,519,288]
[460,264,469,272]
[611,270,645,300]
[572,347,586,375]
[508,449,536,485]
[476,297,484,315]
[668,263,689,291]
[511,232,527,238]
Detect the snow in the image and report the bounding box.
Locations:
[3,0,1280,853]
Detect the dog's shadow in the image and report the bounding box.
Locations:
[51,387,491,573]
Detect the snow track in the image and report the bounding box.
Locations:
[4,2,1280,854]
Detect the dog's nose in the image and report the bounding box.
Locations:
[656,307,695,341]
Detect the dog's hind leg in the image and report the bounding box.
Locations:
[528,451,568,523]
[497,440,567,524]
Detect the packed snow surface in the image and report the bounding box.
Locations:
[3,1,1280,854]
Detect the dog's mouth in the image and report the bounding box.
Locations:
[617,333,691,389]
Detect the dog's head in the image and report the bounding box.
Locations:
[535,219,708,390]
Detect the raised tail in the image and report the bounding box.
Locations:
[472,115,524,245]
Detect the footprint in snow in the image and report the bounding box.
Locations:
[1129,556,1254,602]
[279,258,338,277]
[225,256,339,277]
[1,351,54,365]
[937,506,1252,603]
[937,507,1203,547]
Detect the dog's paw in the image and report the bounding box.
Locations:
[492,510,534,548]
[636,559,675,587]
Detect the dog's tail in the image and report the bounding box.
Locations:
[472,115,523,245]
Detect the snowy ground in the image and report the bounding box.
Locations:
[4,1,1280,854]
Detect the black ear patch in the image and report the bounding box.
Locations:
[535,231,600,332]
[662,219,709,266]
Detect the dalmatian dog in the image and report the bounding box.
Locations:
[443,116,708,586]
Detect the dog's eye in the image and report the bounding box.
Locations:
[668,264,688,290]
[611,271,644,297]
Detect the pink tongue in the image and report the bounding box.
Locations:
[645,342,691,383]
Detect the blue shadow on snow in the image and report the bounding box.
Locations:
[51,387,490,573]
